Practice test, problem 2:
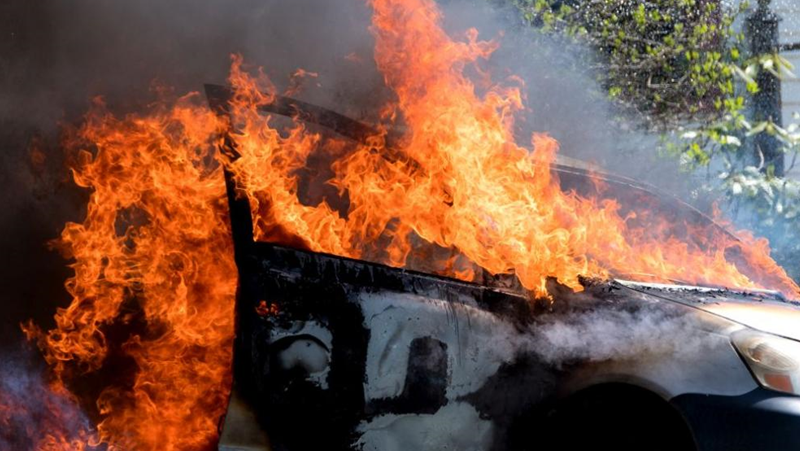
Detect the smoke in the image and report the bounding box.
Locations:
[1,0,697,170]
[0,0,386,346]
[0,345,98,449]
[1,0,393,125]
[435,0,699,198]
[528,304,710,367]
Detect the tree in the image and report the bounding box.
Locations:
[509,0,800,281]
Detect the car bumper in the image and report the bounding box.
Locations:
[672,388,800,451]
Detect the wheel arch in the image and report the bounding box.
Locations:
[509,381,698,451]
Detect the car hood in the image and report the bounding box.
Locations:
[615,280,800,342]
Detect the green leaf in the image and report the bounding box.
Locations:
[747,122,769,136]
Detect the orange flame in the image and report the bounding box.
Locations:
[23,94,236,450]
[15,0,798,449]
[226,0,799,298]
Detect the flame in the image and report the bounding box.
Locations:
[12,0,798,449]
[22,94,236,450]
[226,0,799,298]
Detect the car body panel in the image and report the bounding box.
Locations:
[673,388,800,451]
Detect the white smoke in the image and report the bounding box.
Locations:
[528,306,711,367]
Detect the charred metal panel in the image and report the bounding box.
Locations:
[233,241,541,449]
[225,241,570,450]
[366,337,448,415]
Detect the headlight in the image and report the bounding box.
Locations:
[732,329,800,395]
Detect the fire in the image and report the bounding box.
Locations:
[8,0,798,449]
[20,95,236,450]
[226,0,799,297]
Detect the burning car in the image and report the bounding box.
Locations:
[9,1,800,450]
[206,86,800,451]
